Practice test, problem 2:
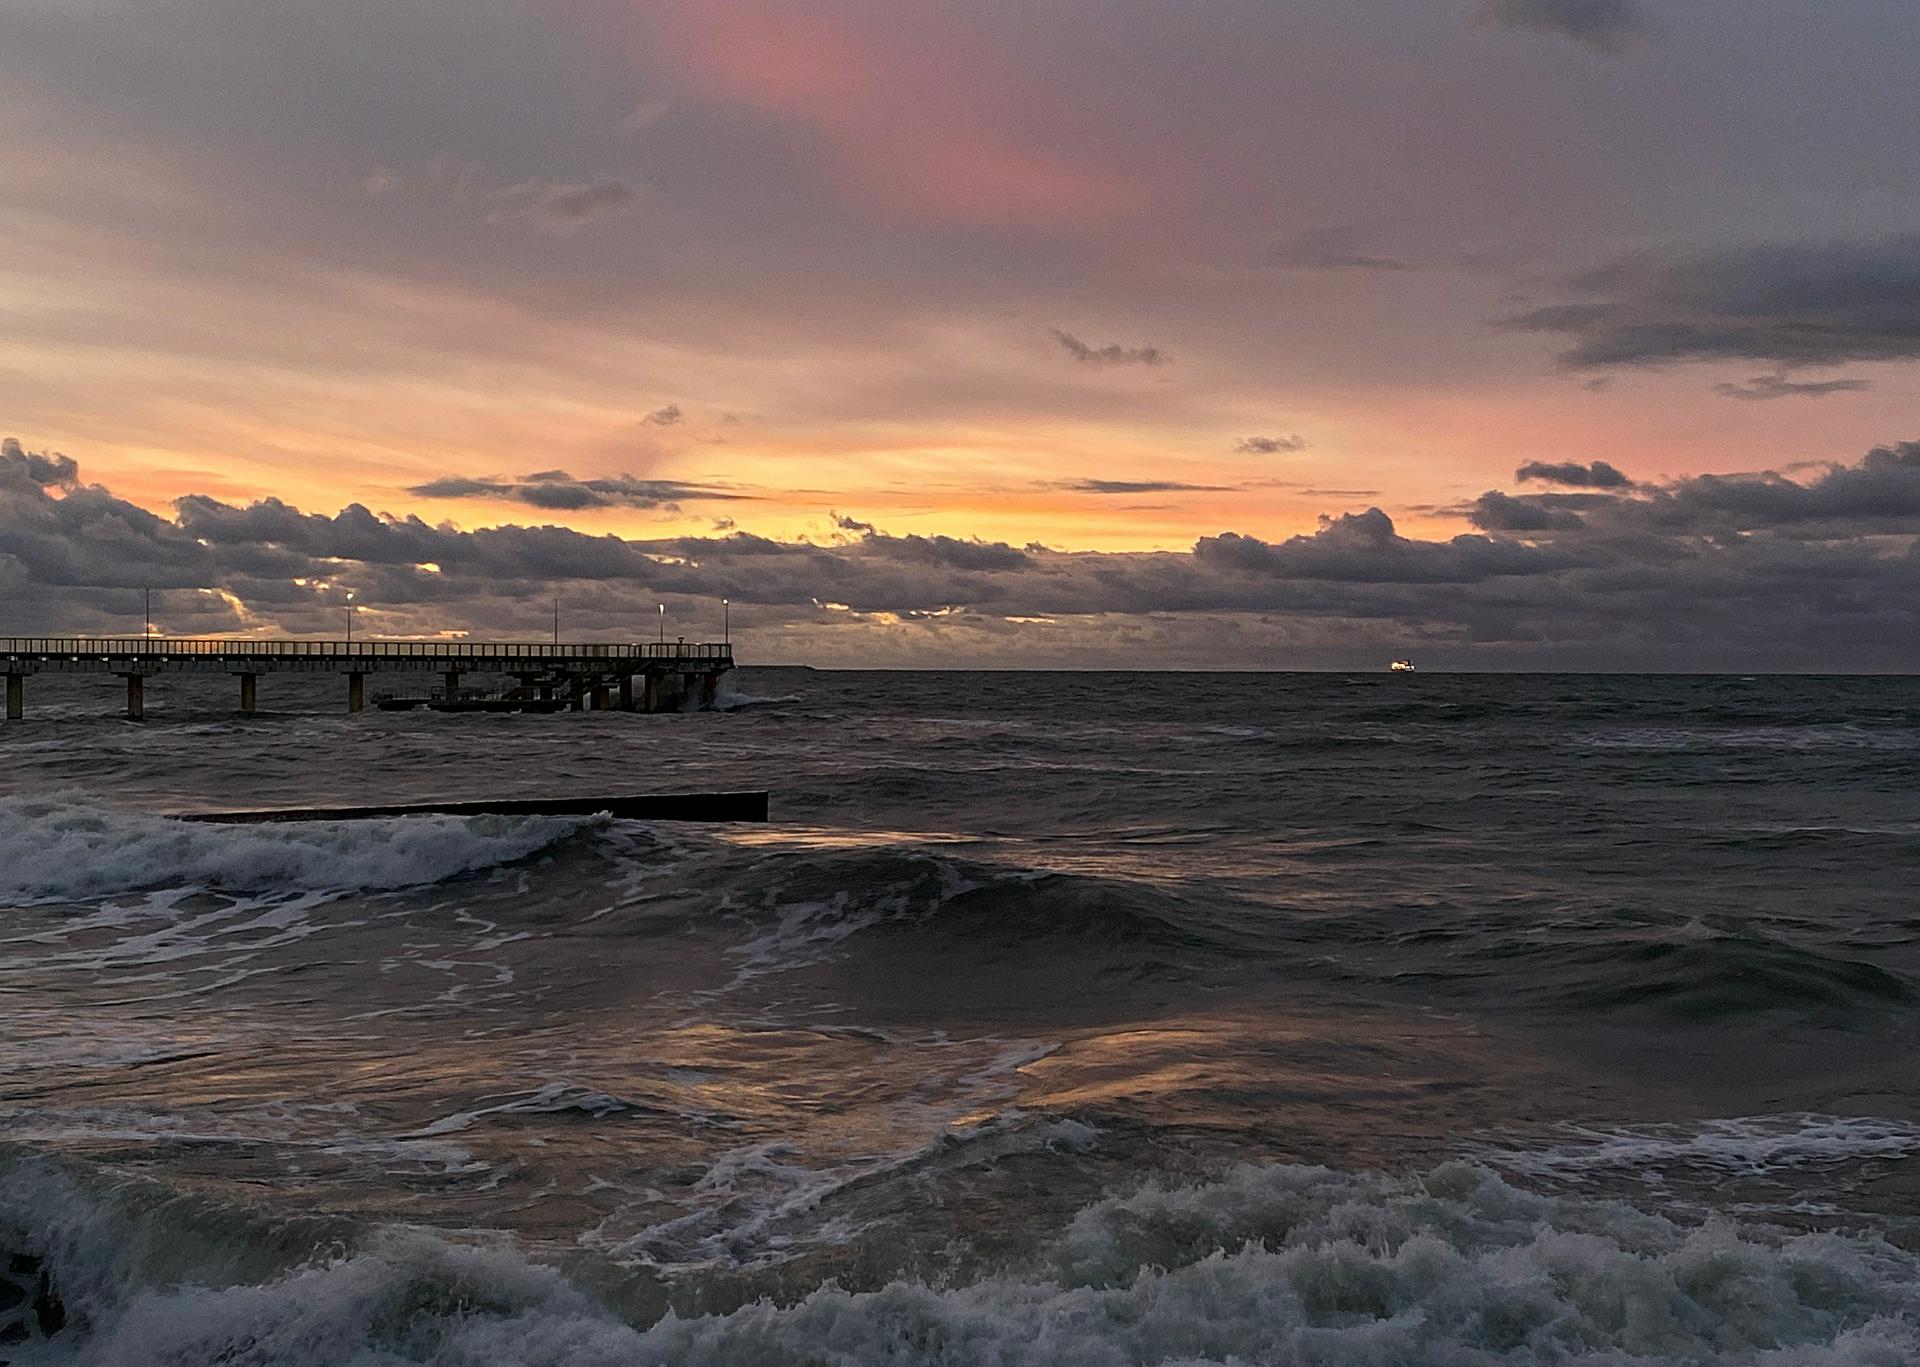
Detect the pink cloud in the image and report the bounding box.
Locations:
[656,3,1146,227]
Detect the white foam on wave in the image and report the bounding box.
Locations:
[0,1101,484,1179]
[0,795,601,905]
[14,1159,1920,1365]
[1480,1113,1920,1184]
[403,1083,639,1138]
[718,855,990,983]
[710,676,801,711]
[588,1107,1093,1273]
[1576,724,1915,753]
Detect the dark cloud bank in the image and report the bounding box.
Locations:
[7,437,1920,670]
[1509,234,1920,370]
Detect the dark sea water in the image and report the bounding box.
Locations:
[3,668,1920,1364]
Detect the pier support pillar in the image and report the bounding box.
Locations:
[237,674,257,713]
[591,685,611,711]
[6,673,22,721]
[618,674,634,712]
[123,674,144,721]
[641,674,658,713]
[347,672,365,714]
[443,671,460,702]
[701,673,719,710]
[538,683,554,704]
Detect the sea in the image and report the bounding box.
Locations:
[3,668,1920,1365]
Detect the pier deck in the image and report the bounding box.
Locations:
[1,637,734,719]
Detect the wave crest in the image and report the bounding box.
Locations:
[721,846,1227,980]
[0,795,598,904]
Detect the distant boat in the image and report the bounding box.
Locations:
[1389,659,1416,673]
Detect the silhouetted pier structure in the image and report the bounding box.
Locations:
[0,638,734,720]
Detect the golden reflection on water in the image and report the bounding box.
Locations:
[707,822,1284,892]
[995,1009,1551,1156]
[712,825,980,850]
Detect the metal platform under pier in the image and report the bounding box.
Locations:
[1,637,734,720]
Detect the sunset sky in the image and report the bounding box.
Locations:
[5,0,1919,667]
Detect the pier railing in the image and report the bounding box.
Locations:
[1,638,732,663]
[3,637,736,718]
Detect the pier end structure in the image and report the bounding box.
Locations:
[0,638,734,720]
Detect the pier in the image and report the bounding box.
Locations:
[0,638,734,720]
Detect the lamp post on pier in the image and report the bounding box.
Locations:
[723,597,729,646]
[657,602,665,646]
[345,591,355,645]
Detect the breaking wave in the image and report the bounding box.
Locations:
[0,795,600,904]
[711,676,802,711]
[9,1158,1920,1364]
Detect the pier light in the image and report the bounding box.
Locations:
[723,598,729,645]
[658,602,664,645]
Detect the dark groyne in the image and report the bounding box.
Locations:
[174,792,770,824]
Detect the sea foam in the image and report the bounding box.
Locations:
[9,1160,1920,1365]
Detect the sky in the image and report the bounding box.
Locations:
[4,0,1919,668]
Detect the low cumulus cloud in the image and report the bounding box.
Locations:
[1235,435,1309,455]
[409,469,750,512]
[1480,441,1920,538]
[1195,507,1565,584]
[1656,442,1920,532]
[1714,374,1873,402]
[1507,234,1920,368]
[1468,490,1589,532]
[1049,329,1170,367]
[1,437,78,489]
[1516,459,1635,489]
[10,437,1920,670]
[1483,0,1648,55]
